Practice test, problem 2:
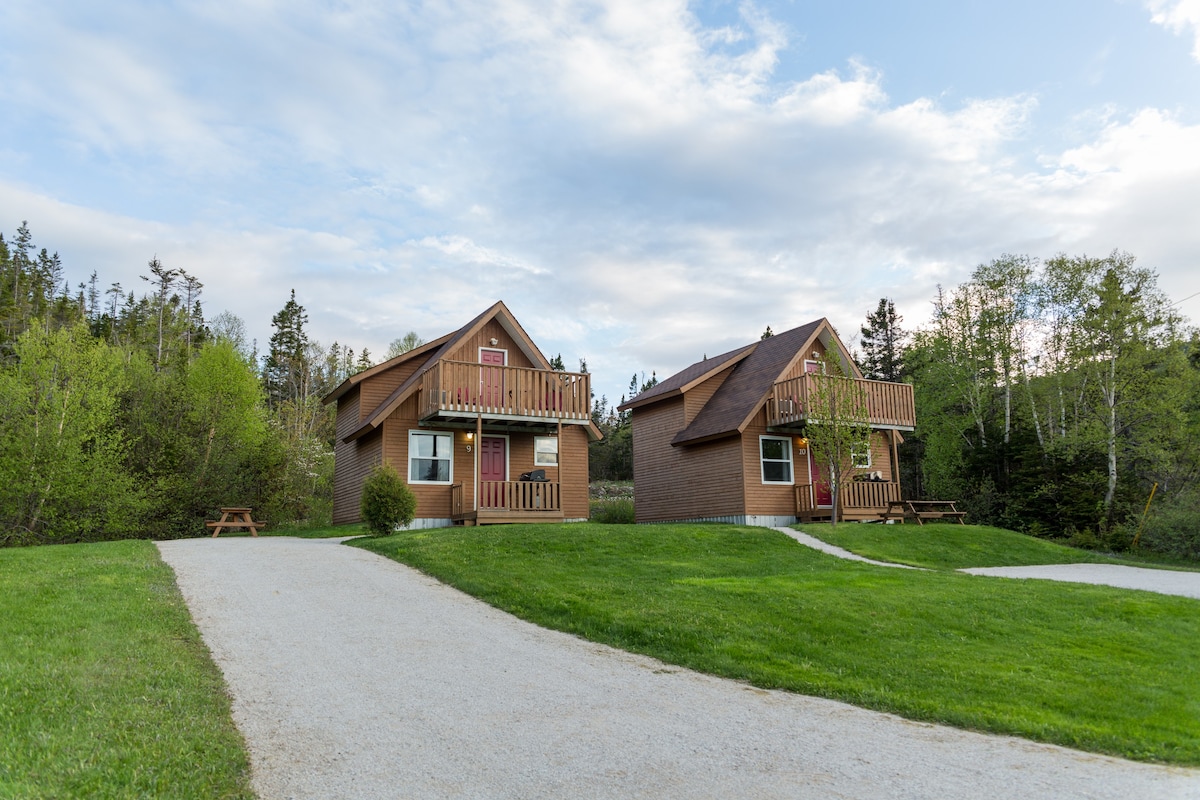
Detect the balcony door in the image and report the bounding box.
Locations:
[480,348,506,408]
[480,435,508,508]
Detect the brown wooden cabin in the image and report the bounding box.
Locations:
[323,301,600,528]
[618,318,915,526]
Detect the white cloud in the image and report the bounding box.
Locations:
[1146,0,1200,60]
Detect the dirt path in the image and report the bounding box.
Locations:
[157,536,1200,800]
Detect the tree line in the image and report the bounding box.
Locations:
[859,253,1199,558]
[0,222,366,545]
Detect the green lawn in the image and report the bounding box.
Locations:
[355,522,1200,765]
[793,522,1126,569]
[794,522,1200,571]
[0,540,253,799]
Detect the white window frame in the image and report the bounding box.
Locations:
[852,438,873,470]
[408,430,454,484]
[534,436,559,466]
[759,435,794,485]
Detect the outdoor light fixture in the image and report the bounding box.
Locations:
[465,432,474,441]
[489,338,498,346]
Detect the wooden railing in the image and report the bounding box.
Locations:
[479,481,561,512]
[795,480,900,513]
[769,374,914,429]
[451,483,465,517]
[420,361,590,422]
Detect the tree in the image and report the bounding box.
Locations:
[141,258,179,370]
[803,351,872,525]
[761,326,773,339]
[0,322,145,544]
[859,298,905,382]
[386,331,424,359]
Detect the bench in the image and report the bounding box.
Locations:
[881,500,966,526]
[206,507,264,537]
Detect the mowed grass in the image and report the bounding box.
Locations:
[0,540,253,799]
[355,522,1200,765]
[794,522,1125,570]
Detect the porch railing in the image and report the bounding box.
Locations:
[421,361,590,422]
[769,374,915,430]
[795,480,901,514]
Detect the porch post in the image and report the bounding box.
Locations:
[475,413,482,513]
[890,430,900,484]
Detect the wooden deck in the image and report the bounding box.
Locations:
[795,480,901,522]
[421,361,591,426]
[769,374,915,431]
[451,481,565,525]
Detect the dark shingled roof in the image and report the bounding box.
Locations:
[621,319,835,446]
[618,343,756,411]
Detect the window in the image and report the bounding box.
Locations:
[409,431,453,483]
[760,436,793,484]
[852,440,873,470]
[534,436,558,466]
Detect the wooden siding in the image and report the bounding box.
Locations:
[630,397,745,522]
[684,363,736,427]
[333,388,386,525]
[359,358,424,422]
[446,319,540,369]
[741,408,801,518]
[779,341,827,381]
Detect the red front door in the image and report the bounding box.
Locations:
[480,436,507,508]
[810,448,832,507]
[480,348,505,408]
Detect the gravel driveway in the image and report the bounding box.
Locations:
[156,537,1200,800]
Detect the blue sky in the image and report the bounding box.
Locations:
[2,0,1199,406]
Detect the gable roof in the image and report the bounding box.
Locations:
[622,318,860,446]
[329,301,557,442]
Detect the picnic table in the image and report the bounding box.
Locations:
[880,500,966,525]
[206,507,263,537]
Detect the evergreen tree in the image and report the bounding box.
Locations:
[859,298,905,382]
[263,289,310,409]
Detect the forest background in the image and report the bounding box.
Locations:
[2,221,1197,559]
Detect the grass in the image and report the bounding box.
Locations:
[0,540,253,799]
[354,522,1200,765]
[795,522,1200,571]
[261,521,366,539]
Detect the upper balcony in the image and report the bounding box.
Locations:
[419,360,591,426]
[768,374,915,431]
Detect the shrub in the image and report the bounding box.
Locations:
[360,464,417,536]
[590,497,635,524]
[1132,490,1200,560]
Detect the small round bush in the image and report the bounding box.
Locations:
[360,464,417,536]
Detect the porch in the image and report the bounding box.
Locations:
[795,479,901,522]
[768,374,915,431]
[421,361,591,427]
[450,480,565,525]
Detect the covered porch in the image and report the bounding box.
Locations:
[450,480,565,525]
[795,479,901,522]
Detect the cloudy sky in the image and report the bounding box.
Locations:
[2,0,1199,405]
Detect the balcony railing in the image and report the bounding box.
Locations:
[420,361,591,423]
[769,374,915,430]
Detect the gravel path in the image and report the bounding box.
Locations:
[960,563,1200,599]
[156,537,1200,800]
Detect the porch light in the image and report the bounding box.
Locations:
[489,338,499,346]
[465,432,474,441]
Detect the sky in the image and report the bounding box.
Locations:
[2,0,1199,406]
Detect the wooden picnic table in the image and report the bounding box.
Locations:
[206,507,263,537]
[881,499,966,525]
